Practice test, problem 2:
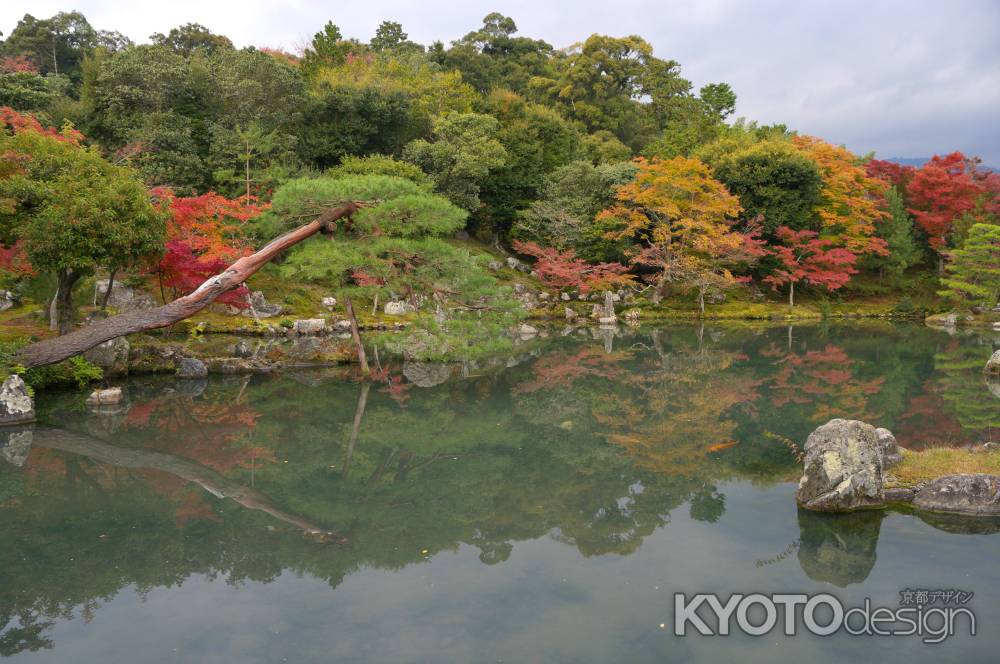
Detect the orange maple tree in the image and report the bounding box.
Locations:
[792,136,888,255]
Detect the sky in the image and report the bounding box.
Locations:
[3,0,999,165]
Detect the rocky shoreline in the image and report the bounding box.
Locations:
[796,418,1000,517]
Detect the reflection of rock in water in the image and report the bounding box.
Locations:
[1,427,32,467]
[797,509,882,587]
[915,510,1000,535]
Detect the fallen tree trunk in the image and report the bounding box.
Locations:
[17,202,360,368]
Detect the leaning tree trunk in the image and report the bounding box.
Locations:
[100,267,117,311]
[17,202,360,368]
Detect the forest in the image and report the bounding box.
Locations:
[1,10,999,373]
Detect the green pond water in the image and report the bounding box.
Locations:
[1,322,999,663]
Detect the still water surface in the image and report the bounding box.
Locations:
[1,322,999,663]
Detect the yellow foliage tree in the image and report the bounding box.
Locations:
[792,136,888,255]
[597,156,759,312]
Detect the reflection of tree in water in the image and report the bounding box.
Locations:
[5,324,999,655]
[932,339,1000,444]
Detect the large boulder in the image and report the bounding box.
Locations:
[244,291,283,318]
[384,301,415,316]
[95,280,156,312]
[986,350,1000,376]
[403,361,452,388]
[875,427,902,467]
[913,474,1000,516]
[292,318,326,335]
[176,357,208,379]
[83,337,130,374]
[796,419,885,511]
[0,375,34,425]
[86,387,123,406]
[0,289,17,312]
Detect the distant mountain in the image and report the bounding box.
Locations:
[886,157,998,173]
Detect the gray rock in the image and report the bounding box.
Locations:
[796,419,885,511]
[564,307,576,320]
[505,257,529,272]
[913,474,1000,516]
[321,296,338,309]
[885,487,916,503]
[233,339,253,358]
[986,350,1000,376]
[333,319,352,332]
[403,361,452,388]
[987,378,1000,400]
[0,428,32,467]
[293,319,326,335]
[561,292,571,301]
[84,337,130,372]
[384,301,415,316]
[244,291,283,318]
[0,375,34,425]
[517,323,538,340]
[487,260,503,272]
[95,280,156,312]
[0,289,17,312]
[875,427,903,467]
[177,357,208,379]
[86,387,123,406]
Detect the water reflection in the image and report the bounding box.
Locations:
[1,322,998,660]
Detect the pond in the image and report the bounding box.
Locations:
[1,322,999,663]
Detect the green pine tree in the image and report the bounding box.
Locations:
[880,186,923,278]
[938,223,1000,307]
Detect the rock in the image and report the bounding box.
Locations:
[0,375,34,425]
[488,260,502,272]
[985,350,1000,376]
[292,319,326,335]
[244,291,283,318]
[333,319,352,332]
[505,257,521,270]
[83,337,130,373]
[874,427,902,467]
[885,487,917,503]
[517,323,538,339]
[233,339,253,358]
[0,289,17,312]
[0,427,32,467]
[564,307,576,320]
[560,292,571,301]
[796,419,885,511]
[384,301,415,316]
[95,280,156,312]
[912,474,1000,516]
[322,296,338,310]
[513,283,527,295]
[86,387,123,406]
[403,361,452,388]
[176,357,208,379]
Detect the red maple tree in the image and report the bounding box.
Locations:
[152,190,267,307]
[763,226,858,306]
[906,152,984,255]
[512,240,633,293]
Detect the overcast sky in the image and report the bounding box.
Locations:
[4,0,998,165]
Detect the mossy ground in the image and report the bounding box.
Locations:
[888,447,1000,488]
